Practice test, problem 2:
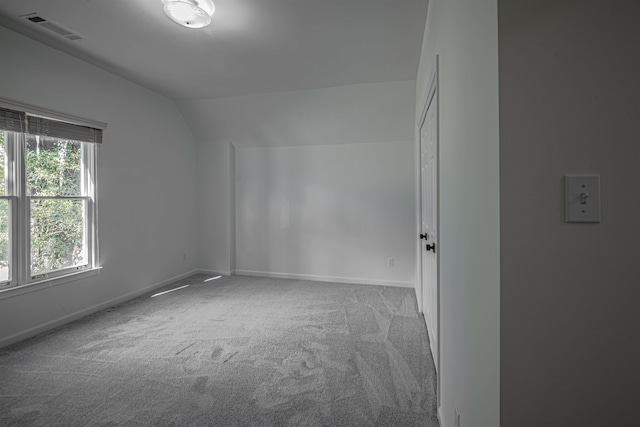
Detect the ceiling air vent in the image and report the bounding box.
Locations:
[20,13,84,41]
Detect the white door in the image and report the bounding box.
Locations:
[419,84,439,373]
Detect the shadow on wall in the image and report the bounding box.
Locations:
[235,142,415,286]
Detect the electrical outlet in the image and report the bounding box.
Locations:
[387,258,395,268]
[455,407,460,427]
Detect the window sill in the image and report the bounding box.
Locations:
[0,267,102,301]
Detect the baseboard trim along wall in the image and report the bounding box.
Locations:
[0,269,199,349]
[197,269,233,277]
[235,270,414,288]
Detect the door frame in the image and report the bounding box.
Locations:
[417,55,440,406]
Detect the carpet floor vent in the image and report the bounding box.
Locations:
[20,13,84,41]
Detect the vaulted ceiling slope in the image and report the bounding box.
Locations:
[0,0,428,101]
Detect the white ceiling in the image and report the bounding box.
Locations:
[0,0,428,101]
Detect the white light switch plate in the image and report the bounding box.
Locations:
[565,175,601,223]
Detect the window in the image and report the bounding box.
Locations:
[0,104,102,290]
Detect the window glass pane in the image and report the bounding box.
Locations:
[0,199,9,284]
[31,199,86,275]
[0,131,6,195]
[26,136,82,196]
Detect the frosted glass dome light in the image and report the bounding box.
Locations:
[162,0,215,29]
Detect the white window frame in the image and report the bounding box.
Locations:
[0,99,103,294]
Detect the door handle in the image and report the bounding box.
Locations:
[426,243,436,253]
[420,233,428,240]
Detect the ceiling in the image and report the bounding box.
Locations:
[0,0,428,101]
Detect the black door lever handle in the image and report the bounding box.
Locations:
[420,233,428,240]
[426,243,436,253]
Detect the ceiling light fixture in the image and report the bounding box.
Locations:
[162,0,215,29]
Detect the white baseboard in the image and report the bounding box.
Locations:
[197,269,232,276]
[0,269,198,349]
[235,269,414,288]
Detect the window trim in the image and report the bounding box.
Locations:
[0,98,103,292]
[24,142,98,283]
[0,133,99,290]
[0,267,102,300]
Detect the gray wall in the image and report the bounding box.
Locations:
[499,1,640,425]
[236,143,415,286]
[416,0,500,426]
[0,26,199,346]
[178,81,417,281]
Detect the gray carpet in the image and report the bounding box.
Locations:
[0,275,439,426]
